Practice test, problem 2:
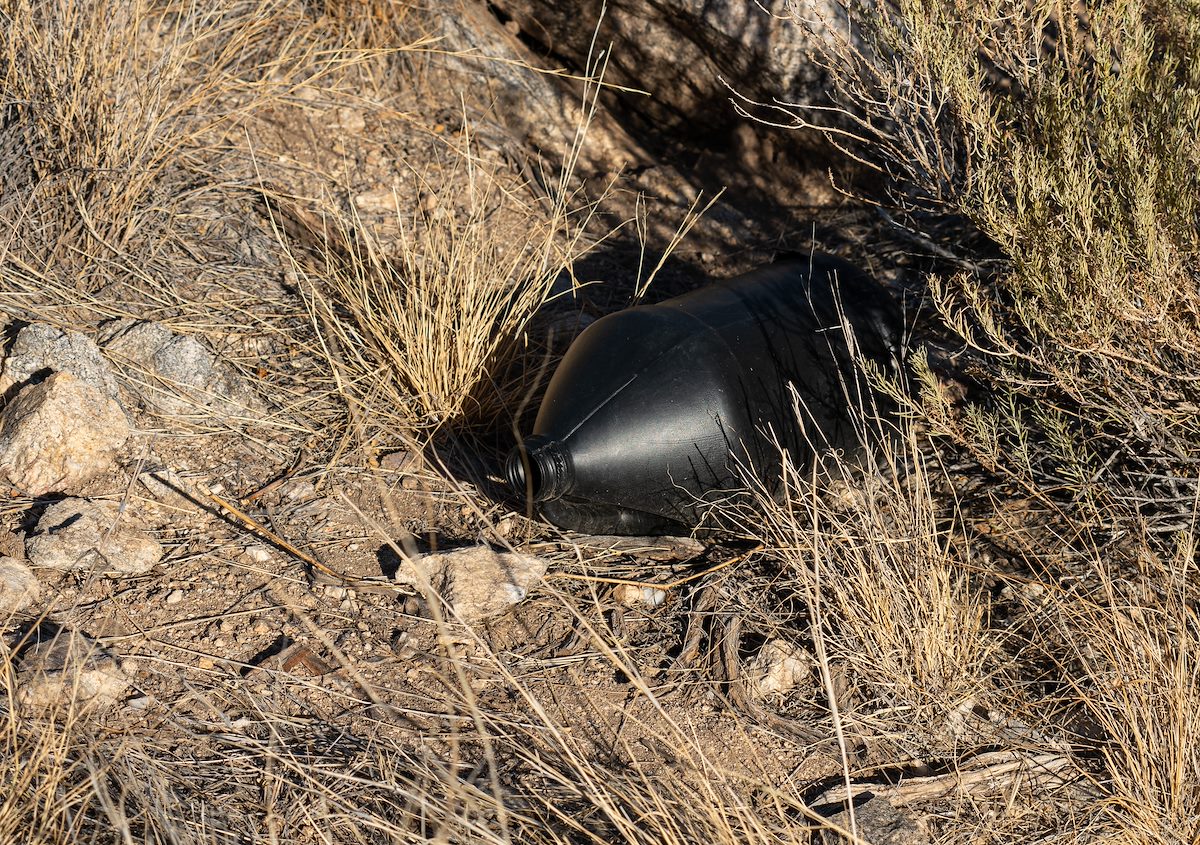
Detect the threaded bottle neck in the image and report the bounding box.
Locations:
[505,436,573,502]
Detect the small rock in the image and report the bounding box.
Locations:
[493,517,515,538]
[0,556,39,614]
[612,583,668,608]
[164,589,184,605]
[26,498,163,576]
[393,544,548,622]
[744,639,813,700]
[334,107,366,133]
[0,323,121,400]
[379,450,418,472]
[101,319,264,418]
[354,186,401,215]
[281,479,317,501]
[814,797,927,845]
[244,544,272,563]
[15,628,131,714]
[0,372,130,495]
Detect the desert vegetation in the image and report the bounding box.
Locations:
[0,0,1196,843]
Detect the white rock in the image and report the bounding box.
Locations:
[354,186,401,214]
[164,589,184,605]
[394,545,548,622]
[612,583,668,608]
[26,498,163,576]
[0,371,131,496]
[0,323,121,399]
[244,544,272,563]
[0,556,39,615]
[744,639,813,700]
[15,628,131,714]
[101,319,263,418]
[334,107,366,133]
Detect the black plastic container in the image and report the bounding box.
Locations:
[505,255,902,535]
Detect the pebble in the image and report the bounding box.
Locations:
[354,186,400,215]
[245,545,272,563]
[744,639,813,700]
[0,323,121,400]
[283,480,316,502]
[334,107,366,133]
[381,452,416,474]
[165,589,184,606]
[101,319,265,417]
[612,583,668,608]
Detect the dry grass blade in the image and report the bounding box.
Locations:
[282,137,609,437]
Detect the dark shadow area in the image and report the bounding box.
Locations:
[240,634,294,676]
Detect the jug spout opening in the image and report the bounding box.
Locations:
[506,436,573,502]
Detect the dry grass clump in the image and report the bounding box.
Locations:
[0,0,419,317]
[1055,545,1200,845]
[748,422,1007,759]
[786,0,1200,544]
[289,134,611,438]
[763,2,1200,840]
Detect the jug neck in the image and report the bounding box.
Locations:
[506,435,573,502]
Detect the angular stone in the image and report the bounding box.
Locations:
[815,797,928,845]
[0,323,121,399]
[394,545,548,622]
[0,556,39,615]
[15,628,131,714]
[744,639,813,700]
[0,371,130,496]
[26,498,162,576]
[101,319,264,418]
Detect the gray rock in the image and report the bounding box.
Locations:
[0,323,121,399]
[15,628,131,714]
[0,371,131,495]
[815,796,928,845]
[395,545,548,622]
[101,319,264,418]
[26,498,162,576]
[0,556,39,615]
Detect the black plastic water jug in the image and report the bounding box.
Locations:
[505,254,902,535]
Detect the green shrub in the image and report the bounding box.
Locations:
[795,0,1200,549]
